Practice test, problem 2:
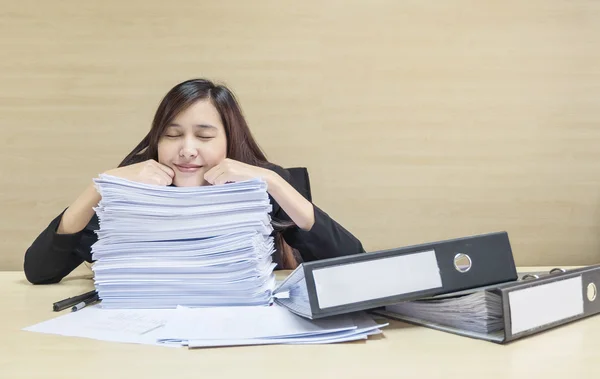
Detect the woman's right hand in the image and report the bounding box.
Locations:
[104,159,175,186]
[57,160,174,235]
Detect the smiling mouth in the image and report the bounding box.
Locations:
[174,164,203,173]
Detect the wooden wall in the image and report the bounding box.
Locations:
[1,0,599,270]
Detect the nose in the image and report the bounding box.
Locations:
[179,137,198,159]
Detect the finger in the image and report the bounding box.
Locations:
[206,170,225,185]
[153,170,173,186]
[202,164,216,179]
[152,160,175,178]
[204,164,224,184]
[212,170,230,185]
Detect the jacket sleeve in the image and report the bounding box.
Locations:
[266,165,366,263]
[23,209,98,284]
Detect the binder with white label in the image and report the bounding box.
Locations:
[272,231,517,319]
[374,264,600,343]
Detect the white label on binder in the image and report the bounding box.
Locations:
[508,276,584,335]
[312,250,442,309]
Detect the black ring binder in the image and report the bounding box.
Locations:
[375,263,600,344]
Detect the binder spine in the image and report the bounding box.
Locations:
[502,265,600,342]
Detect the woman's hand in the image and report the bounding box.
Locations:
[203,158,269,185]
[105,159,175,186]
[205,158,315,231]
[57,160,174,235]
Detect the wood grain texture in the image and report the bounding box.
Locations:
[1,1,599,270]
[2,269,600,378]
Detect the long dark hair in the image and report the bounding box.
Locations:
[119,78,267,167]
[119,78,298,269]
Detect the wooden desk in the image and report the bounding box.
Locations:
[1,268,599,379]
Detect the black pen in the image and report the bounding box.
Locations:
[71,294,101,312]
[52,290,97,312]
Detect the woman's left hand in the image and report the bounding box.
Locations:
[203,158,270,185]
[205,158,315,230]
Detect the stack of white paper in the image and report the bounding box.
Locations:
[91,174,277,309]
[22,304,388,348]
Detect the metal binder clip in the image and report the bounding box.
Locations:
[549,267,566,274]
[522,274,540,280]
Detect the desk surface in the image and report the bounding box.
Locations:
[1,267,599,379]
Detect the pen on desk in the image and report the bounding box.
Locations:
[52,290,98,312]
[71,294,100,312]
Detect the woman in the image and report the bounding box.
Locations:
[23,78,365,285]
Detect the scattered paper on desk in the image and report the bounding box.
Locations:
[22,305,387,348]
[158,305,356,341]
[91,175,277,309]
[186,310,386,348]
[22,305,174,347]
[155,304,388,347]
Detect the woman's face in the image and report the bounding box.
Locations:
[157,99,227,187]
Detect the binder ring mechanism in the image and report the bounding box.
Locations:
[453,253,472,273]
[522,274,540,280]
[522,267,567,280]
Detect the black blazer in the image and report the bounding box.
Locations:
[23,163,365,284]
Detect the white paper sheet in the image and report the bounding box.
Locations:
[22,305,388,348]
[186,309,388,347]
[155,304,388,347]
[22,305,175,347]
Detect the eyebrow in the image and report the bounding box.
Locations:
[167,123,217,130]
